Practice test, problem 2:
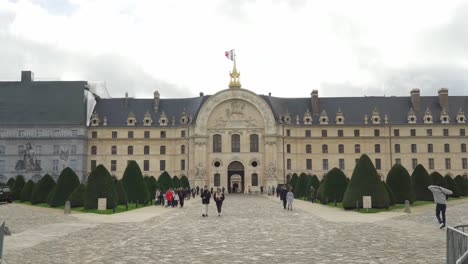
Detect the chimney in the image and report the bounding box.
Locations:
[154,90,160,112]
[124,92,129,108]
[199,92,204,97]
[438,88,449,110]
[21,71,34,82]
[410,88,421,111]
[311,90,319,115]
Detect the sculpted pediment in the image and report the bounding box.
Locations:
[207,99,264,128]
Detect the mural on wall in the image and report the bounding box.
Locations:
[15,142,42,172]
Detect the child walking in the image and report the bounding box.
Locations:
[286,187,294,211]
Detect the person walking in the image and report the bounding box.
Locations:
[173,190,180,207]
[280,185,287,209]
[165,188,173,208]
[196,186,200,195]
[155,189,160,205]
[201,186,211,217]
[428,184,453,229]
[178,188,185,208]
[213,188,225,216]
[222,186,225,194]
[286,187,294,211]
[210,187,214,195]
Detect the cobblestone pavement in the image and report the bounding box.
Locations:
[2,196,467,264]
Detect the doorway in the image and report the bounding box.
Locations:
[228,161,244,193]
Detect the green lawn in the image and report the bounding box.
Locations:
[322,200,441,214]
[14,200,149,214]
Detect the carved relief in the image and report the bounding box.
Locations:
[195,162,207,179]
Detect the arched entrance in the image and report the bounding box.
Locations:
[228,161,244,193]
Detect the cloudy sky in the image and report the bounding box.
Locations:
[1,0,467,98]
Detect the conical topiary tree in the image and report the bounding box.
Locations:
[304,175,314,200]
[85,165,117,209]
[68,183,86,208]
[115,180,128,205]
[49,167,81,207]
[180,175,190,189]
[411,164,433,201]
[430,172,447,188]
[383,181,396,206]
[31,174,56,204]
[146,176,158,201]
[320,168,348,204]
[7,177,15,189]
[12,175,26,200]
[294,173,308,198]
[342,154,390,209]
[121,161,149,204]
[311,175,320,191]
[157,171,173,192]
[444,175,461,198]
[316,175,326,201]
[172,176,182,189]
[20,180,35,202]
[290,173,299,191]
[386,163,415,204]
[454,175,468,196]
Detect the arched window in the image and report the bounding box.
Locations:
[128,146,133,155]
[338,144,344,153]
[355,144,360,153]
[181,145,186,154]
[160,145,166,155]
[306,144,312,154]
[232,134,240,152]
[144,146,150,155]
[91,146,97,155]
[322,144,328,154]
[213,134,222,153]
[251,173,258,186]
[111,146,117,155]
[250,134,259,152]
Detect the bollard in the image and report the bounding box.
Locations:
[64,201,71,215]
[404,200,411,213]
[0,221,4,261]
[126,202,129,211]
[356,200,359,211]
[136,200,139,208]
[113,203,116,213]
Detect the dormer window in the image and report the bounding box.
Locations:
[456,108,466,124]
[335,109,345,125]
[407,108,417,124]
[159,111,168,126]
[364,115,369,124]
[103,116,108,126]
[143,111,153,126]
[127,112,137,126]
[371,108,381,124]
[283,112,291,124]
[180,110,189,125]
[303,109,312,125]
[90,112,100,127]
[440,109,450,124]
[423,107,433,124]
[319,110,329,125]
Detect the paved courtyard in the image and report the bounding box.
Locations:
[1,195,467,264]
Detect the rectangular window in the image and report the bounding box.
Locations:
[321,130,327,137]
[443,128,449,137]
[322,159,328,171]
[144,160,149,171]
[429,158,434,170]
[160,131,166,138]
[444,144,450,153]
[462,158,467,169]
[375,144,381,153]
[53,160,59,172]
[53,145,60,155]
[286,129,291,137]
[19,130,25,137]
[71,145,77,155]
[251,174,258,187]
[160,160,166,171]
[305,130,311,137]
[426,129,432,136]
[395,158,401,165]
[411,144,417,153]
[181,130,186,138]
[338,130,344,137]
[181,160,186,171]
[322,145,328,153]
[394,129,400,136]
[354,129,360,137]
[462,144,467,153]
[91,160,97,171]
[128,131,134,138]
[112,131,118,138]
[214,174,221,187]
[92,131,97,138]
[339,159,345,170]
[286,144,291,153]
[427,144,433,153]
[411,129,416,136]
[375,159,381,170]
[111,160,117,171]
[460,129,466,136]
[374,129,380,137]
[412,159,418,169]
[144,131,150,138]
[306,159,312,170]
[395,144,400,153]
[287,159,291,170]
[445,158,451,170]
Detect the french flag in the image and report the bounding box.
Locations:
[225,49,235,61]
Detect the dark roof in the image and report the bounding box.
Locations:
[0,80,88,125]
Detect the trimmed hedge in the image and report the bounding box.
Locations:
[342,154,390,209]
[68,183,86,208]
[383,181,396,206]
[454,175,468,196]
[121,161,149,204]
[304,175,314,199]
[31,174,56,205]
[320,168,348,204]
[12,175,26,200]
[158,171,173,192]
[430,172,447,188]
[115,180,128,205]
[445,175,461,197]
[85,165,117,209]
[49,167,81,207]
[146,176,158,200]
[290,173,299,191]
[20,180,35,202]
[294,173,308,198]
[172,176,182,189]
[386,164,415,204]
[180,175,190,189]
[411,165,433,201]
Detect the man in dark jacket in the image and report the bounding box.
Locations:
[178,188,185,208]
[201,186,211,217]
[280,185,288,209]
[196,186,200,195]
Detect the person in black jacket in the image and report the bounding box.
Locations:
[178,188,185,208]
[201,186,211,217]
[280,185,288,209]
[213,188,225,216]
